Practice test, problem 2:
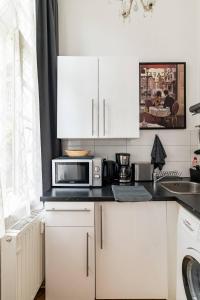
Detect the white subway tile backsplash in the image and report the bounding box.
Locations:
[94,139,126,146]
[61,129,199,177]
[62,139,95,147]
[94,145,127,160]
[190,129,200,146]
[165,146,190,162]
[127,130,159,146]
[127,146,152,163]
[158,130,190,146]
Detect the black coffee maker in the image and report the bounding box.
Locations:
[116,153,132,184]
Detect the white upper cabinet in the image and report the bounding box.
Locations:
[99,57,139,138]
[57,56,139,139]
[57,56,99,138]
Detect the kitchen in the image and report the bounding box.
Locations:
[1,0,200,300]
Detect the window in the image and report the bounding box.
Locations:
[0,0,42,232]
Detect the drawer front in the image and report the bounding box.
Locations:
[45,202,94,227]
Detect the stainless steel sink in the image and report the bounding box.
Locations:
[160,181,200,195]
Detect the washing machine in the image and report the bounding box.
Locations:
[177,207,200,300]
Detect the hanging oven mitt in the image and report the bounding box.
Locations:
[151,134,167,170]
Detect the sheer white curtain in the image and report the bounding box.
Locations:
[0,0,42,236]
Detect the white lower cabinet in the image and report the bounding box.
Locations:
[45,202,95,300]
[95,202,168,299]
[45,201,168,300]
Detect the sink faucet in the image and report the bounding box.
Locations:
[153,170,182,183]
[153,172,168,183]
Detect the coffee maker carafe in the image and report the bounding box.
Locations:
[116,153,132,183]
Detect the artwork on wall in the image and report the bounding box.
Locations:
[139,62,186,129]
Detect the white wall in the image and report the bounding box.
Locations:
[58,0,200,176]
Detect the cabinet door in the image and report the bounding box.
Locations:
[46,226,95,300]
[132,202,168,299]
[99,57,139,138]
[95,202,167,299]
[57,56,98,138]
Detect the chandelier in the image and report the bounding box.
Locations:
[119,0,156,19]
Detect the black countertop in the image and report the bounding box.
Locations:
[41,179,200,218]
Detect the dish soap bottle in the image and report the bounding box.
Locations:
[192,157,198,168]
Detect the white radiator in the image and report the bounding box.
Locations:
[1,211,45,300]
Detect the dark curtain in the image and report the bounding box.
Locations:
[36,0,61,193]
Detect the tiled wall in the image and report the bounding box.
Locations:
[62,129,200,177]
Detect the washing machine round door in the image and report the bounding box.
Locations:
[182,255,200,300]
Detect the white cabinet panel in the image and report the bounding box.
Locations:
[99,57,139,138]
[46,226,95,300]
[57,56,98,138]
[95,202,167,299]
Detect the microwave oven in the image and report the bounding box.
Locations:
[52,157,103,187]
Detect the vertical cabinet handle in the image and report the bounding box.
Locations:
[183,219,194,232]
[103,99,106,136]
[97,101,100,137]
[91,99,94,136]
[86,232,89,277]
[100,205,103,249]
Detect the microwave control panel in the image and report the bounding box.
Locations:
[93,158,103,187]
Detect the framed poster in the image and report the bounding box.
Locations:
[139,62,186,129]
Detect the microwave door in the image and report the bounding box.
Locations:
[63,164,89,184]
[54,161,92,186]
